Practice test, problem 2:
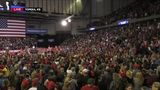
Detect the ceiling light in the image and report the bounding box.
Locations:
[67,19,71,22]
[61,20,68,26]
[89,27,95,31]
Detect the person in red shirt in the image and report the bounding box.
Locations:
[81,78,99,90]
[44,77,57,90]
[21,75,31,90]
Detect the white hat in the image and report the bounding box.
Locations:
[55,61,59,65]
[23,66,27,70]
[106,66,109,70]
[67,70,72,74]
[82,69,89,73]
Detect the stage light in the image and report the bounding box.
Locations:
[89,27,95,31]
[32,46,35,49]
[67,18,71,22]
[61,20,68,26]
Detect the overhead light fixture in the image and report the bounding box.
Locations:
[61,15,73,26]
[32,46,35,49]
[89,27,95,31]
[67,18,71,22]
[66,15,74,22]
[61,20,68,26]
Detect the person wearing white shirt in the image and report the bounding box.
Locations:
[28,87,37,90]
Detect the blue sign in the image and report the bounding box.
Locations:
[26,29,48,35]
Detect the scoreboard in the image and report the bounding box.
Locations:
[0,0,42,13]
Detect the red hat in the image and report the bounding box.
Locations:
[47,81,56,90]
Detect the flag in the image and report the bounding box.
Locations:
[0,18,26,37]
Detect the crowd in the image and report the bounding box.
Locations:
[0,37,36,50]
[0,19,159,90]
[103,0,160,24]
[0,0,160,89]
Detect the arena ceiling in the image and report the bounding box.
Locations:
[0,0,89,20]
[25,0,84,14]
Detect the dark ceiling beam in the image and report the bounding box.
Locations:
[0,11,95,21]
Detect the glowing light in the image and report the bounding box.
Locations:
[61,20,68,26]
[32,46,35,49]
[89,27,95,31]
[67,19,71,22]
[6,1,10,10]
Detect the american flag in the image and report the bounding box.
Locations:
[0,18,26,37]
